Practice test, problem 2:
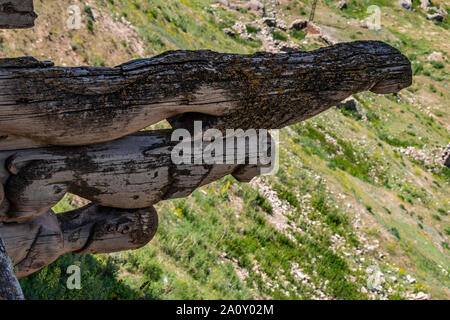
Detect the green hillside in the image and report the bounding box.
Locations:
[2,0,448,299]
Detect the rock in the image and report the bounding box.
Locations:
[232,21,253,39]
[412,291,430,300]
[319,34,337,45]
[336,97,358,112]
[277,20,287,31]
[420,0,430,10]
[214,0,239,11]
[233,21,247,34]
[427,51,445,62]
[427,13,445,22]
[222,28,235,37]
[406,274,416,284]
[337,1,349,10]
[306,22,322,35]
[261,17,277,27]
[276,41,301,53]
[216,0,230,7]
[442,143,450,168]
[288,19,307,31]
[398,0,413,11]
[248,0,265,17]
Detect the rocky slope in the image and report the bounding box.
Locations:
[2,0,448,299]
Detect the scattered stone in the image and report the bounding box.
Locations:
[277,41,301,53]
[396,146,447,169]
[398,0,413,11]
[216,0,230,7]
[319,33,337,45]
[337,1,349,10]
[276,19,287,31]
[222,28,236,37]
[442,143,450,168]
[288,19,307,31]
[427,51,445,62]
[411,291,430,300]
[427,12,445,22]
[306,21,322,35]
[420,0,431,10]
[247,0,265,17]
[261,17,277,27]
[406,274,417,284]
[336,97,358,112]
[233,21,247,35]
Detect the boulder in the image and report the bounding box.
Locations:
[336,97,359,113]
[261,17,277,27]
[277,20,287,31]
[216,0,230,7]
[222,28,235,37]
[288,19,307,31]
[427,12,444,22]
[248,0,265,16]
[420,0,430,10]
[398,0,413,11]
[306,21,322,35]
[337,0,349,10]
[443,143,450,168]
[427,51,445,62]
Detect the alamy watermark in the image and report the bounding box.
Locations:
[366,265,383,291]
[66,5,81,30]
[66,265,81,290]
[170,121,279,176]
[366,5,381,31]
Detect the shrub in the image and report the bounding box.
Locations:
[430,61,444,69]
[389,227,401,240]
[246,25,260,34]
[432,214,441,221]
[255,193,273,214]
[272,31,287,41]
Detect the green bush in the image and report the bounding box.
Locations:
[389,227,401,240]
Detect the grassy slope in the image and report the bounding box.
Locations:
[1,0,448,299]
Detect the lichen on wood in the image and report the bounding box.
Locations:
[0,41,411,150]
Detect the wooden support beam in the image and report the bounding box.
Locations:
[0,205,158,278]
[0,41,412,150]
[0,0,37,29]
[1,130,274,223]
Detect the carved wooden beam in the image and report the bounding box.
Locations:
[0,41,412,150]
[0,204,158,278]
[0,130,274,223]
[0,0,37,29]
[0,128,271,276]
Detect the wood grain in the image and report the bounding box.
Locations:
[0,0,37,29]
[0,41,412,150]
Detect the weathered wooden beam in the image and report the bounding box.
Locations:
[0,204,158,278]
[0,41,412,150]
[0,130,274,223]
[0,0,37,29]
[0,235,24,299]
